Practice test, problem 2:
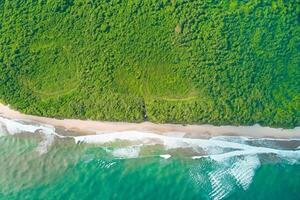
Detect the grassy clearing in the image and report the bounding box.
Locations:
[22,40,80,98]
[114,62,197,100]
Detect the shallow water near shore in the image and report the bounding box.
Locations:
[0,118,300,200]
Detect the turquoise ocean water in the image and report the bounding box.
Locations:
[0,117,300,200]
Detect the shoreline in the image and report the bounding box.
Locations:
[0,103,300,139]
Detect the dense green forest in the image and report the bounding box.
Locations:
[0,0,299,127]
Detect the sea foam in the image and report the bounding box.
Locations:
[111,145,141,159]
[160,154,171,159]
[207,155,260,200]
[208,168,232,200]
[0,117,56,135]
[229,155,260,190]
[1,117,300,200]
[74,131,300,161]
[0,117,59,154]
[2,117,299,160]
[75,129,300,198]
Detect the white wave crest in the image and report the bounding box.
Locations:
[208,168,232,200]
[229,155,260,190]
[75,131,300,162]
[206,155,260,200]
[210,136,249,144]
[160,154,171,159]
[96,160,116,169]
[2,117,300,161]
[0,117,55,135]
[111,145,141,159]
[0,117,59,154]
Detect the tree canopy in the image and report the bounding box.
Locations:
[0,0,299,128]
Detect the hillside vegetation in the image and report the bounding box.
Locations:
[0,0,299,127]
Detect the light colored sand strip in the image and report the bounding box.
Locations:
[0,103,299,138]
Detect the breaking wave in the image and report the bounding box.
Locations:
[74,131,300,199]
[1,116,300,199]
[75,131,300,161]
[1,117,300,160]
[110,145,142,159]
[0,117,62,154]
[205,155,261,200]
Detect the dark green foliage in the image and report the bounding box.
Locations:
[0,0,299,127]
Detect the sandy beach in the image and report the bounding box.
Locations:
[0,103,300,139]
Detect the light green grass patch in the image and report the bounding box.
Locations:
[114,62,197,101]
[22,41,80,98]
